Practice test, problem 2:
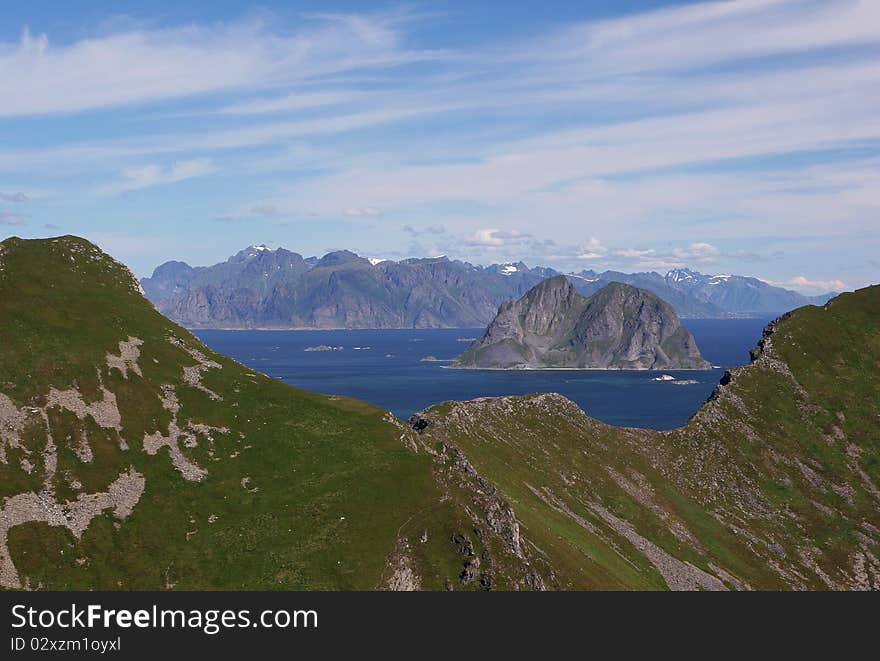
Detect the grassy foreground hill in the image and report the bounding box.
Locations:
[411,285,880,589]
[0,236,547,590]
[1,236,878,590]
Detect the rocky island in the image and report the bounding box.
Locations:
[453,276,711,370]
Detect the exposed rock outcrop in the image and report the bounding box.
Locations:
[454,277,711,369]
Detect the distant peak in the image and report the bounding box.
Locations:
[529,274,575,295]
[231,244,275,260]
[595,280,654,299]
[315,249,365,268]
[568,272,598,283]
[491,260,529,276]
[665,267,707,283]
[667,267,693,277]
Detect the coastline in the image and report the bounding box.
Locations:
[185,325,486,331]
[443,364,721,372]
[177,317,765,331]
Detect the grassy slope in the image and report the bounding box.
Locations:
[3,236,877,590]
[414,285,880,589]
[0,236,491,590]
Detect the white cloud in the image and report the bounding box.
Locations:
[99,159,215,195]
[0,105,457,175]
[576,237,607,259]
[0,210,25,225]
[671,242,721,263]
[250,205,278,217]
[0,14,440,117]
[525,0,880,76]
[770,276,846,294]
[0,191,28,203]
[250,0,879,270]
[343,207,382,217]
[466,228,531,247]
[596,243,724,270]
[403,224,445,236]
[218,90,367,115]
[613,248,656,260]
[0,1,877,288]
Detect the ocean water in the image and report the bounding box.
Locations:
[194,318,772,430]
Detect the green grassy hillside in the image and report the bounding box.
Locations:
[0,236,544,590]
[411,285,880,589]
[2,236,877,590]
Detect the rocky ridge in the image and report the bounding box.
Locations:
[454,276,711,369]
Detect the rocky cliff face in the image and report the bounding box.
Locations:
[455,277,711,369]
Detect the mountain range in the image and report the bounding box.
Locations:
[141,246,837,329]
[454,277,711,369]
[2,235,878,590]
[569,267,834,318]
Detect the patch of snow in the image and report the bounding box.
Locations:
[668,270,692,282]
[367,257,387,266]
[707,274,732,286]
[500,263,518,275]
[243,245,272,257]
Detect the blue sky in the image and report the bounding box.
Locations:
[0,0,877,293]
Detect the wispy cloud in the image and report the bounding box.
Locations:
[0,13,441,117]
[250,205,278,217]
[516,0,880,80]
[98,159,215,195]
[465,228,531,247]
[2,1,878,287]
[768,275,847,294]
[0,210,25,225]
[0,105,457,175]
[218,90,368,115]
[0,191,28,203]
[403,224,445,236]
[598,242,723,270]
[575,237,607,260]
[343,206,382,217]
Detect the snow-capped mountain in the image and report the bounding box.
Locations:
[142,247,838,329]
[662,269,835,315]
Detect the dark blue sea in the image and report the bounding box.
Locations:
[195,318,771,430]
